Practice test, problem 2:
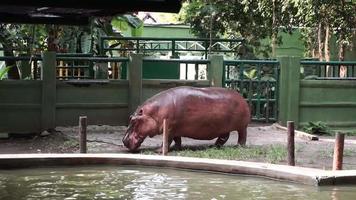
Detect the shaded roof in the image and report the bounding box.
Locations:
[0,0,182,25]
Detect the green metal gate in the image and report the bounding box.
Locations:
[223,60,279,123]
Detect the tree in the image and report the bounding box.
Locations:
[0,24,47,79]
[0,14,144,79]
[296,0,356,61]
[180,0,299,58]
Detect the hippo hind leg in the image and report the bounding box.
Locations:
[172,137,182,150]
[237,127,247,146]
[214,133,230,148]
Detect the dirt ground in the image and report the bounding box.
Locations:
[1,123,356,170]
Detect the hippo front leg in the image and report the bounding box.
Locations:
[156,136,181,153]
[215,133,230,148]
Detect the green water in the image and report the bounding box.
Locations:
[0,166,355,200]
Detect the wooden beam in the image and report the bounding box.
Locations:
[0,0,182,13]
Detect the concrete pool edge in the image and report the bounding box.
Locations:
[0,153,355,186]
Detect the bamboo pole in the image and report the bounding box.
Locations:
[162,119,169,156]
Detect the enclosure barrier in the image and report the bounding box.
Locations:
[0,52,211,133]
[100,37,245,59]
[223,59,279,122]
[1,154,356,186]
[0,55,42,80]
[143,58,210,80]
[301,60,356,79]
[279,57,356,131]
[2,53,356,133]
[0,54,129,80]
[55,56,129,80]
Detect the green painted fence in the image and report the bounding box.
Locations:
[3,52,356,134]
[279,57,356,131]
[0,53,211,133]
[223,59,279,122]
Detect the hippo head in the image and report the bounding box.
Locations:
[122,109,159,151]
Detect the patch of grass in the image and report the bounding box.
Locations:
[63,139,79,148]
[343,149,356,157]
[317,148,356,158]
[151,145,288,164]
[317,149,333,158]
[295,144,304,153]
[341,131,356,136]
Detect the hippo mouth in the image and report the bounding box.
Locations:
[122,132,145,152]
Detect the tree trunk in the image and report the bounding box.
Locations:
[324,24,330,62]
[4,49,20,79]
[317,22,324,61]
[47,25,59,52]
[324,24,331,77]
[339,39,347,77]
[271,0,277,58]
[338,0,347,77]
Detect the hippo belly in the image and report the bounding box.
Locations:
[171,88,248,140]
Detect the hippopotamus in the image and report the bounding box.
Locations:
[122,86,250,152]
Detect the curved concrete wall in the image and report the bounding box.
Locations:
[1,154,356,186]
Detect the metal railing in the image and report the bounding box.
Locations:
[101,37,245,59]
[0,55,129,80]
[0,56,42,80]
[301,60,356,79]
[56,57,129,80]
[223,60,280,122]
[143,58,210,80]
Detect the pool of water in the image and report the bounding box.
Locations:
[0,166,355,200]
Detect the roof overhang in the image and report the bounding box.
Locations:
[0,0,182,25]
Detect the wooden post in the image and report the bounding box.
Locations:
[208,55,224,87]
[128,54,143,116]
[287,121,295,166]
[94,62,108,79]
[41,51,56,131]
[162,119,169,156]
[79,116,87,153]
[278,56,301,127]
[333,133,345,170]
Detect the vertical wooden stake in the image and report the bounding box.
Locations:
[79,116,87,153]
[287,121,295,166]
[333,133,345,170]
[162,119,169,156]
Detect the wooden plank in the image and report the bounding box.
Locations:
[274,123,319,141]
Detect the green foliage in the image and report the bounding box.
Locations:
[303,121,331,135]
[180,0,299,58]
[0,14,143,55]
[243,69,257,80]
[0,66,11,80]
[181,0,355,59]
[295,0,356,59]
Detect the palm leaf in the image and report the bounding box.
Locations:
[0,66,12,80]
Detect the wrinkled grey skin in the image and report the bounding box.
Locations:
[122,86,250,152]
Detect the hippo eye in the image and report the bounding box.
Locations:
[138,109,143,115]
